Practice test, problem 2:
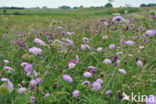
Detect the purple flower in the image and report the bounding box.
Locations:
[145,95,156,104]
[44,93,50,98]
[82,80,91,85]
[34,38,45,46]
[92,82,101,91]
[96,79,103,84]
[29,80,38,87]
[8,80,14,92]
[118,69,127,74]
[29,47,42,55]
[72,90,80,97]
[83,72,92,78]
[139,45,144,49]
[112,16,125,23]
[29,96,35,103]
[4,60,9,64]
[61,31,66,35]
[137,60,143,67]
[83,37,89,44]
[88,66,96,70]
[3,66,13,70]
[1,78,9,82]
[24,64,33,74]
[85,44,92,50]
[63,74,73,83]
[97,47,103,52]
[104,59,112,64]
[37,78,43,83]
[105,90,113,95]
[126,40,134,45]
[109,44,115,50]
[120,40,126,44]
[65,38,73,46]
[18,87,26,93]
[146,30,156,36]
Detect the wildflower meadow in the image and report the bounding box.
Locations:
[0,7,156,104]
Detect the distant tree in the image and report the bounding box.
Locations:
[73,7,78,9]
[105,3,113,8]
[140,4,147,7]
[59,6,71,9]
[79,5,83,8]
[42,6,47,9]
[3,9,6,14]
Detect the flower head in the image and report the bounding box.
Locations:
[137,60,143,67]
[29,47,42,55]
[18,87,26,93]
[104,59,112,64]
[97,47,103,52]
[92,82,101,91]
[63,75,73,83]
[118,69,127,74]
[82,80,91,85]
[24,64,33,74]
[83,72,92,78]
[145,95,156,104]
[105,90,113,95]
[72,90,80,97]
[109,44,115,50]
[112,16,125,23]
[34,38,45,46]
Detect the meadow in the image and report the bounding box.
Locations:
[0,7,156,104]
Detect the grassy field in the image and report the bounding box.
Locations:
[0,7,156,104]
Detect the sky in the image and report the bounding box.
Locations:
[0,0,156,8]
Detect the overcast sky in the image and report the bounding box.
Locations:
[0,0,156,8]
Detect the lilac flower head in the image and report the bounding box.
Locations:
[29,96,35,104]
[112,16,125,23]
[104,59,112,64]
[1,78,9,82]
[29,80,38,87]
[72,90,80,97]
[109,44,115,50]
[61,31,66,35]
[65,38,74,46]
[63,74,73,83]
[137,60,143,67]
[82,80,91,85]
[7,80,14,92]
[4,60,9,64]
[118,69,127,74]
[83,72,92,78]
[29,47,42,55]
[105,90,113,95]
[88,66,96,70]
[97,47,103,52]
[145,95,156,104]
[37,78,43,83]
[92,82,101,91]
[146,30,156,36]
[44,93,50,98]
[126,40,134,45]
[3,66,13,70]
[139,45,144,49]
[68,63,76,69]
[18,87,26,93]
[83,37,89,44]
[85,44,92,50]
[34,38,45,46]
[24,64,33,74]
[96,79,104,84]
[120,40,126,44]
